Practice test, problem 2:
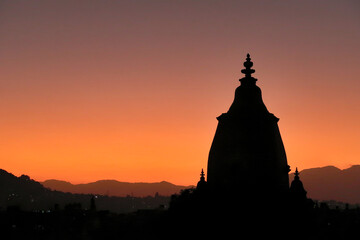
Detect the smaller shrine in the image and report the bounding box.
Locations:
[196,169,207,191]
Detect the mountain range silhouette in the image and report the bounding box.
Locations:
[41,179,192,197]
[1,165,359,214]
[40,166,360,204]
[0,169,170,213]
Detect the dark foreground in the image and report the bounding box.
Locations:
[1,201,359,240]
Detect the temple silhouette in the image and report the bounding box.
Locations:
[169,54,315,238]
[207,54,290,199]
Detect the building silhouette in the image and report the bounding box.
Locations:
[168,55,322,239]
[207,54,290,199]
[289,167,307,200]
[196,169,207,191]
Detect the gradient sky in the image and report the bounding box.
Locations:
[0,0,359,185]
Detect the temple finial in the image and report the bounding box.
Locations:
[294,167,300,180]
[200,168,205,181]
[241,53,255,78]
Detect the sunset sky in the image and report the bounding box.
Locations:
[0,1,359,186]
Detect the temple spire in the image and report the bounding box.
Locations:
[241,53,255,78]
[290,167,307,201]
[197,168,207,190]
[294,167,300,180]
[200,168,205,182]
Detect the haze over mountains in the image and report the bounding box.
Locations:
[42,179,192,197]
[40,165,360,204]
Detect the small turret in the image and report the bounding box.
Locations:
[196,169,207,190]
[289,168,307,201]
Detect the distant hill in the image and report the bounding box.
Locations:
[43,165,360,204]
[289,165,360,204]
[0,169,171,213]
[42,179,192,197]
[2,165,360,213]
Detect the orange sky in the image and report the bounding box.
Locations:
[0,1,359,185]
